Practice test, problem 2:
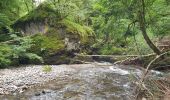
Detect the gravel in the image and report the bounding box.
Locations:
[0,64,91,94]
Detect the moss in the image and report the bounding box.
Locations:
[46,28,63,39]
[59,19,95,43]
[13,3,60,27]
[31,33,65,56]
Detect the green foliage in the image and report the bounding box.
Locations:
[0,13,11,28]
[47,0,94,24]
[90,0,170,54]
[0,13,12,35]
[13,35,43,64]
[97,43,126,55]
[0,0,35,21]
[0,33,11,42]
[127,37,153,55]
[14,0,93,26]
[0,44,12,67]
[14,3,60,26]
[0,34,42,67]
[0,0,42,67]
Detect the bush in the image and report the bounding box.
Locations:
[0,44,12,67]
[0,34,42,67]
[99,44,126,55]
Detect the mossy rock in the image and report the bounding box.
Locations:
[11,3,95,65]
[59,19,95,43]
[30,33,65,56]
[13,2,95,44]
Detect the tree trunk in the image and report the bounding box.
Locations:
[138,0,161,55]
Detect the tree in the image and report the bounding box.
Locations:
[91,0,169,55]
[46,0,94,25]
[138,0,161,55]
[0,0,35,21]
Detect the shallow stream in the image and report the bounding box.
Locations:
[0,63,164,100]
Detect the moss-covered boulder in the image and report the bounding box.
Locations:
[12,3,95,64]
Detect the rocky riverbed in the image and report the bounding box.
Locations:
[0,64,81,94]
[0,63,168,100]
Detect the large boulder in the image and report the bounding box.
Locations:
[12,4,95,64]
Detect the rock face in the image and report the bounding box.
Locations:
[20,22,48,35]
[65,35,80,51]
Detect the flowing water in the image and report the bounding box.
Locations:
[0,63,164,100]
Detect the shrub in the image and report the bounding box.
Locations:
[0,44,12,67]
[99,44,126,55]
[0,34,42,67]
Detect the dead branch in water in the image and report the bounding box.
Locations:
[135,51,170,99]
[141,51,170,82]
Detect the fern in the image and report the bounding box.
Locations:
[0,34,43,67]
[0,13,11,28]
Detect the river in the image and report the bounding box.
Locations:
[0,62,166,100]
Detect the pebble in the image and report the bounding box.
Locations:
[0,65,76,94]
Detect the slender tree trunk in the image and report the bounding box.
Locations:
[138,0,161,55]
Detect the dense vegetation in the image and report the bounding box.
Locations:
[0,0,169,67]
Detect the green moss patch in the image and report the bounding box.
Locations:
[59,19,95,43]
[14,3,60,27]
[31,34,65,56]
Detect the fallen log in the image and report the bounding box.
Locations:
[75,53,155,58]
[75,53,156,65]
